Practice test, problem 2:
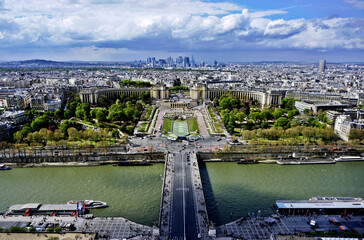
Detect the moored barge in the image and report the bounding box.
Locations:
[273,197,364,215]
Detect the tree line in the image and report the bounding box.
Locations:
[14,90,150,144]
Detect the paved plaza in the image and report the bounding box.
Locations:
[0,215,152,240]
[79,217,152,239]
[217,215,364,239]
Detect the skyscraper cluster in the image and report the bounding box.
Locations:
[145,56,202,68]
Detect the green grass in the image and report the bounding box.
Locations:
[145,106,153,120]
[214,123,223,133]
[162,118,172,132]
[208,108,215,118]
[139,122,148,132]
[188,118,199,133]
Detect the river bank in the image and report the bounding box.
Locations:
[2,159,165,168]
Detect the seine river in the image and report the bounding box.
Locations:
[1,162,363,226]
[201,162,364,225]
[0,164,164,226]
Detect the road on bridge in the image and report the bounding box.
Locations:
[170,151,199,240]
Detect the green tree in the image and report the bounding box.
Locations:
[125,125,135,134]
[96,108,108,122]
[111,129,120,138]
[59,120,73,134]
[53,129,64,141]
[54,109,63,120]
[75,103,90,120]
[67,127,79,141]
[213,98,219,107]
[120,93,127,102]
[348,129,364,141]
[219,98,230,110]
[281,98,296,110]
[68,101,79,113]
[261,121,269,128]
[219,95,240,110]
[274,117,290,129]
[9,226,27,232]
[273,108,286,119]
[124,108,134,120]
[249,111,261,122]
[31,116,50,131]
[14,131,24,143]
[20,123,32,137]
[98,95,111,107]
[107,104,124,121]
[259,110,274,121]
[64,109,73,119]
[287,109,299,119]
[139,90,151,103]
[90,108,99,119]
[236,112,246,122]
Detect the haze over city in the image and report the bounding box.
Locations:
[0,0,364,62]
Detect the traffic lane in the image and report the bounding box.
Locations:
[171,153,184,239]
[184,156,199,240]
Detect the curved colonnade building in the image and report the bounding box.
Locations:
[189,84,284,108]
[79,88,151,104]
[79,84,285,108]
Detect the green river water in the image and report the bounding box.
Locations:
[0,165,164,226]
[0,162,363,226]
[200,162,364,225]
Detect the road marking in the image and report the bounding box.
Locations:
[182,152,186,240]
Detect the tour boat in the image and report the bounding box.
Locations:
[67,200,107,209]
[0,164,11,170]
[333,156,364,162]
[236,158,257,164]
[309,196,362,201]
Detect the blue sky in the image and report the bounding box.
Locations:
[0,0,363,62]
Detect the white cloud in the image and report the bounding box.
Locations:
[0,0,363,53]
[345,0,364,9]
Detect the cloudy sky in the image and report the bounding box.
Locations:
[0,0,363,62]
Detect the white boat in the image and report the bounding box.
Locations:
[333,156,364,162]
[310,196,362,201]
[67,200,107,209]
[0,164,11,170]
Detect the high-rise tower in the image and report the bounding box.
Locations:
[319,60,326,72]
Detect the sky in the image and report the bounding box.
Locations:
[0,0,363,62]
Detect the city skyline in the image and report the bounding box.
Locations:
[0,0,363,62]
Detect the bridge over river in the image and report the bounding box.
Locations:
[159,151,211,239]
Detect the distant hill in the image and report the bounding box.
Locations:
[19,59,64,64]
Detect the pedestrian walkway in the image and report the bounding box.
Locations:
[189,152,210,238]
[216,216,290,239]
[159,153,173,237]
